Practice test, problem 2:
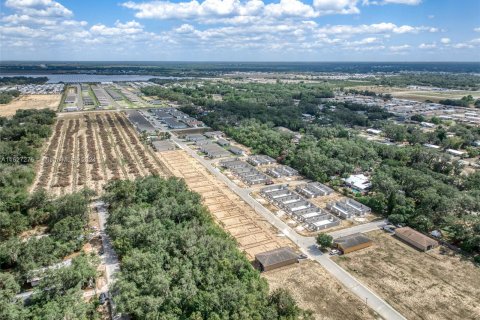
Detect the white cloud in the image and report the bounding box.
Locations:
[312,0,360,14]
[419,43,436,49]
[5,0,73,17]
[474,27,480,32]
[90,20,144,36]
[316,22,434,35]
[440,37,450,44]
[363,0,421,5]
[389,44,410,51]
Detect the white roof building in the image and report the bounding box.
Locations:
[343,174,372,192]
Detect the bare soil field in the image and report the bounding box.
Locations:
[157,150,293,260]
[262,261,379,320]
[32,111,170,195]
[0,94,61,116]
[333,230,480,320]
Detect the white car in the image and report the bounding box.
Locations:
[329,249,341,255]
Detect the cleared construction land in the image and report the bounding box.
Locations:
[263,261,378,320]
[32,111,170,195]
[0,94,61,116]
[157,150,292,260]
[333,230,480,320]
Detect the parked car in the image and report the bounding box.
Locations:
[298,254,308,260]
[329,249,341,256]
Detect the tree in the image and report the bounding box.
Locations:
[316,233,333,249]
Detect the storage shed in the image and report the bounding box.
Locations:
[334,233,372,254]
[255,247,298,272]
[395,227,439,251]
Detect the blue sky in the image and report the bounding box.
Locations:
[1,0,479,61]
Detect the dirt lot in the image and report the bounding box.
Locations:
[32,111,170,195]
[157,150,294,260]
[333,230,480,320]
[262,261,379,320]
[0,94,61,116]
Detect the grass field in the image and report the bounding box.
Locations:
[0,94,61,116]
[262,261,379,320]
[333,230,480,320]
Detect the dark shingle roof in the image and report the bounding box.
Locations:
[334,233,372,249]
[255,247,298,267]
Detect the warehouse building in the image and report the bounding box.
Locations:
[395,227,439,251]
[106,88,123,101]
[164,118,187,129]
[326,198,371,219]
[334,233,373,254]
[296,182,333,198]
[247,155,276,166]
[255,247,298,272]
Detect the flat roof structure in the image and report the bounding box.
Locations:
[204,131,223,138]
[185,134,206,142]
[395,227,439,251]
[220,159,249,169]
[343,174,372,193]
[247,155,276,166]
[164,118,187,129]
[106,88,123,101]
[200,144,231,158]
[296,182,333,198]
[334,233,373,254]
[152,140,176,152]
[217,138,230,146]
[326,198,371,219]
[229,146,244,155]
[126,110,156,133]
[255,247,298,272]
[266,165,298,178]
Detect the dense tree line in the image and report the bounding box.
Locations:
[0,90,21,104]
[104,177,312,320]
[0,109,98,319]
[374,73,480,90]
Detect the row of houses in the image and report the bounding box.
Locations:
[266,165,298,178]
[247,155,276,166]
[326,198,371,219]
[220,159,272,185]
[199,143,231,158]
[260,185,340,231]
[91,85,109,106]
[296,182,334,198]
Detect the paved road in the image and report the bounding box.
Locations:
[328,219,387,239]
[94,200,120,292]
[171,135,405,320]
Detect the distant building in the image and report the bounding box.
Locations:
[334,233,373,254]
[255,247,298,272]
[152,140,176,152]
[395,227,439,251]
[229,146,244,155]
[366,128,382,135]
[343,174,372,193]
[217,138,230,147]
[185,134,206,142]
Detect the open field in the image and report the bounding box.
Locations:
[32,111,170,195]
[333,230,480,320]
[262,261,379,320]
[157,149,293,260]
[350,85,480,103]
[0,94,61,116]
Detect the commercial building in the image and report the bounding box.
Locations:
[395,227,439,251]
[247,155,276,166]
[334,233,373,254]
[126,110,156,133]
[296,182,333,198]
[255,247,298,272]
[326,198,371,219]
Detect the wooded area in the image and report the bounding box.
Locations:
[103,176,312,320]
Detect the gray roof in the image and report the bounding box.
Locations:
[334,233,372,249]
[255,247,298,266]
